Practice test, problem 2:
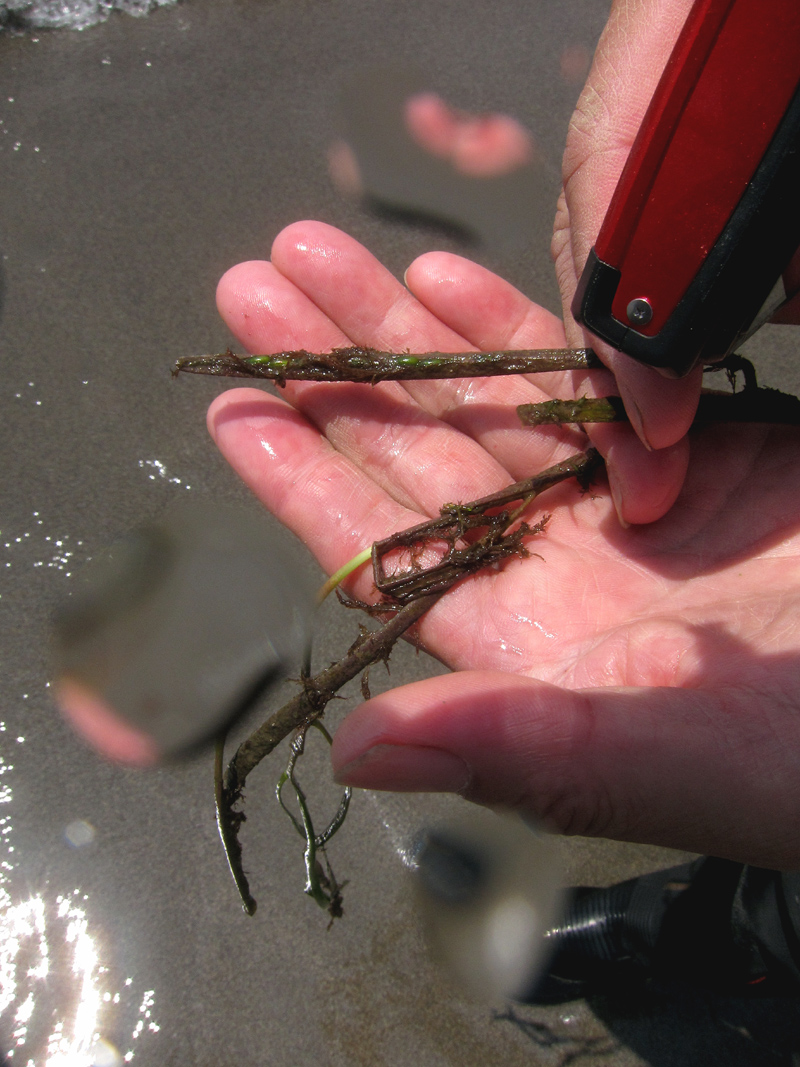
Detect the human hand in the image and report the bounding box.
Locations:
[553,0,703,520]
[210,221,800,869]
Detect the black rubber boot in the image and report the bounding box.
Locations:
[523,858,800,1003]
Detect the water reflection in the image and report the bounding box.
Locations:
[137,459,191,491]
[364,791,419,870]
[0,730,159,1064]
[2,511,86,579]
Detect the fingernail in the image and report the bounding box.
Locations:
[622,392,653,452]
[334,744,471,793]
[608,476,630,529]
[618,379,652,450]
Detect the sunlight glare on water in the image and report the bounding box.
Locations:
[364,792,418,870]
[138,458,192,490]
[0,726,159,1063]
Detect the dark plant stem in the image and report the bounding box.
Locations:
[216,448,601,914]
[276,722,350,918]
[226,592,439,795]
[227,449,599,792]
[372,450,602,600]
[215,734,257,915]
[189,342,798,916]
[518,387,800,427]
[174,346,602,383]
[178,346,800,427]
[518,396,626,426]
[216,593,440,914]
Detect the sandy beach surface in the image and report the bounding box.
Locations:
[2,1,799,1063]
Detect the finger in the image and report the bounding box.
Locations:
[331,670,800,869]
[556,183,702,454]
[561,0,697,302]
[206,387,537,664]
[405,251,567,354]
[603,354,702,452]
[269,220,470,355]
[553,0,701,511]
[270,224,567,419]
[216,251,511,516]
[403,249,587,422]
[400,250,598,474]
[216,257,351,354]
[590,421,689,527]
[266,223,567,502]
[554,196,695,523]
[405,248,614,414]
[206,387,424,598]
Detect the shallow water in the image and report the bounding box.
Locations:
[2,0,799,1061]
[0,722,161,1065]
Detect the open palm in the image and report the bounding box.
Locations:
[209,221,800,869]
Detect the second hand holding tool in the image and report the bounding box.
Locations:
[573,0,800,376]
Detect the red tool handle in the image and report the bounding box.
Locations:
[573,0,800,375]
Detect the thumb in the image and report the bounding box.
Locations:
[331,670,800,868]
[553,0,701,522]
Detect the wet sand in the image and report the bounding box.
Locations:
[1,1,799,1062]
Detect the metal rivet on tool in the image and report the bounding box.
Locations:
[626,297,653,326]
